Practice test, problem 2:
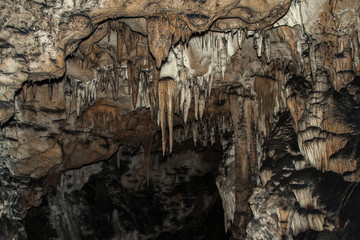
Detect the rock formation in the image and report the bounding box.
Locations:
[0,0,360,239]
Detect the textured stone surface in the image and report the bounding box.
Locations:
[1,0,360,239]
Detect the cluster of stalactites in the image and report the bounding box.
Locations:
[63,76,98,119]
[156,75,213,156]
[154,28,273,155]
[66,19,275,154]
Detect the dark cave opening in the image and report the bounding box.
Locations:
[24,137,231,240]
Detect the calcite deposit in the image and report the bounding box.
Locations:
[0,0,360,239]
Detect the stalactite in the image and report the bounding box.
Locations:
[91,79,97,103]
[22,84,28,103]
[193,85,199,120]
[138,73,145,108]
[64,76,73,119]
[97,69,105,92]
[208,74,213,98]
[202,120,208,147]
[144,138,152,187]
[184,122,190,139]
[128,62,141,108]
[297,39,304,72]
[199,92,206,121]
[105,68,111,94]
[254,32,263,58]
[220,38,227,80]
[112,58,119,101]
[237,29,245,49]
[133,34,140,57]
[48,81,54,101]
[31,83,37,99]
[159,80,166,155]
[192,121,198,147]
[116,149,121,169]
[264,33,271,63]
[147,16,173,68]
[122,23,133,55]
[107,66,116,100]
[246,29,254,38]
[205,34,209,51]
[167,80,174,153]
[173,18,191,45]
[350,31,360,72]
[152,61,160,109]
[183,81,192,124]
[76,81,81,117]
[158,78,175,155]
[308,39,317,82]
[210,122,215,146]
[116,31,123,62]
[148,79,155,119]
[141,72,151,109]
[107,21,111,42]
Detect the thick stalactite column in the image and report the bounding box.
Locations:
[229,92,256,239]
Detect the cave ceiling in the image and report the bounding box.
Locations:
[1,0,360,239]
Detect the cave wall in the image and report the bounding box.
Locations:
[1,0,360,239]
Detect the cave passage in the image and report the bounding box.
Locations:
[24,138,231,240]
